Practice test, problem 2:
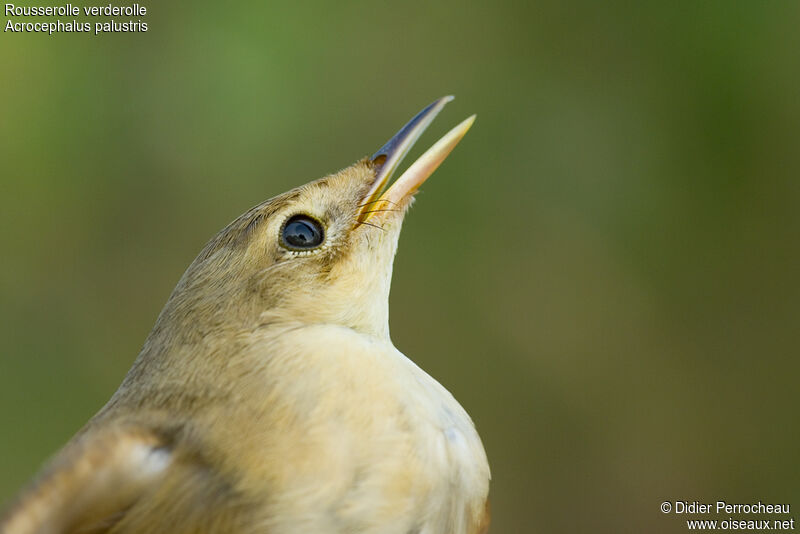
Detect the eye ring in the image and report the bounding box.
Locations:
[280,214,325,251]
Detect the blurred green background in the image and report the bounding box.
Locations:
[2,2,799,532]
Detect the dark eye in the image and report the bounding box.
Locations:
[281,215,324,250]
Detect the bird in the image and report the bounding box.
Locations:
[0,96,491,534]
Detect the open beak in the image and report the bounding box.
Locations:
[358,96,475,223]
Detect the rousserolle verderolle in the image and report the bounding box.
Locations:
[1,96,491,534]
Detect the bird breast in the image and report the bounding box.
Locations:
[210,323,490,534]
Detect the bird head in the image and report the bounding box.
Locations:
[144,97,474,360]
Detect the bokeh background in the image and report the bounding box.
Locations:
[2,2,799,532]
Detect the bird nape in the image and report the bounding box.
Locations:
[1,97,491,534]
